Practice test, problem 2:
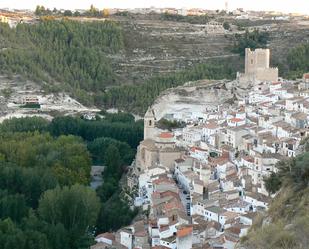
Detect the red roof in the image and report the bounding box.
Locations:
[303,73,309,79]
[163,200,183,211]
[159,132,174,138]
[152,177,175,185]
[191,146,207,152]
[177,226,193,238]
[229,118,243,123]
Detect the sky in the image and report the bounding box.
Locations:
[0,0,308,15]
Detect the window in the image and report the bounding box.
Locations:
[149,120,152,126]
[251,59,254,64]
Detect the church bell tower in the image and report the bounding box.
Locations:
[144,108,156,140]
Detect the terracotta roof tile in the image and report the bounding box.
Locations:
[159,132,174,139]
[177,226,193,238]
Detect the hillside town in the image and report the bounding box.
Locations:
[0,3,309,29]
[91,48,309,249]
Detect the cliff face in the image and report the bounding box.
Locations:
[151,79,239,120]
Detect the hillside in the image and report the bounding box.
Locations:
[241,149,309,249]
[110,14,309,83]
[0,13,309,114]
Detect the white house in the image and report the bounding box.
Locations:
[120,228,134,249]
[182,127,202,146]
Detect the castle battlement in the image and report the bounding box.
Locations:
[239,48,278,84]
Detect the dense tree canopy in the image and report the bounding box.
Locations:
[232,29,269,56]
[49,115,143,148]
[0,117,49,133]
[0,132,91,185]
[88,137,135,165]
[285,43,309,79]
[39,185,100,248]
[0,19,123,104]
[0,114,141,247]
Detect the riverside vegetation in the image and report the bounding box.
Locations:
[0,114,143,249]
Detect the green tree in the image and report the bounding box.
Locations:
[232,29,269,56]
[38,185,100,248]
[96,195,138,232]
[96,178,119,202]
[0,117,49,133]
[63,10,73,17]
[0,192,29,223]
[286,43,309,79]
[105,144,122,178]
[223,21,230,30]
[264,172,282,195]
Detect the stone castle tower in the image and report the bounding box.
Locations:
[238,48,278,83]
[245,48,270,75]
[144,108,156,140]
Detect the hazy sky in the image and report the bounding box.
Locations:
[1,0,309,14]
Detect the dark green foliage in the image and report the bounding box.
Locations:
[286,43,309,79]
[96,195,138,232]
[34,4,105,18]
[161,13,211,24]
[0,191,29,223]
[0,114,140,247]
[0,166,57,208]
[288,154,309,189]
[63,10,73,17]
[88,137,135,165]
[157,118,186,131]
[0,117,49,133]
[38,185,100,248]
[104,145,122,178]
[96,178,119,202]
[49,116,143,148]
[103,112,135,123]
[232,29,269,56]
[223,21,230,30]
[0,132,91,185]
[264,172,282,195]
[20,104,41,109]
[97,60,236,114]
[35,5,52,16]
[0,20,123,103]
[265,153,309,191]
[48,116,82,137]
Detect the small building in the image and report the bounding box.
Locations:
[176,225,193,249]
[23,96,39,105]
[95,233,115,246]
[303,73,309,83]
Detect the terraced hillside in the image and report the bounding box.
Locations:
[108,14,309,83]
[0,12,308,114]
[109,14,238,84]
